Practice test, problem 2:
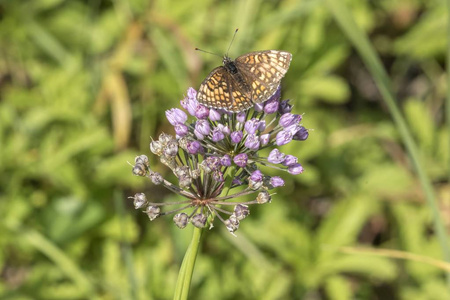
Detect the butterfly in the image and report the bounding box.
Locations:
[197,50,292,112]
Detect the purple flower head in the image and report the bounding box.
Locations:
[166,108,187,126]
[288,163,303,175]
[209,109,221,121]
[187,140,203,154]
[196,105,210,119]
[270,176,285,187]
[236,112,246,123]
[245,119,260,134]
[264,89,281,113]
[180,97,188,110]
[233,153,248,168]
[268,149,285,164]
[254,103,264,112]
[245,134,260,150]
[174,124,188,137]
[220,154,231,166]
[293,126,309,141]
[275,130,293,146]
[219,124,231,135]
[258,120,266,132]
[264,98,279,114]
[250,170,263,182]
[195,119,211,136]
[187,87,197,100]
[282,155,298,166]
[231,131,243,144]
[285,124,301,135]
[211,127,225,142]
[260,134,270,146]
[279,100,293,114]
[194,130,205,140]
[185,98,198,116]
[279,113,302,128]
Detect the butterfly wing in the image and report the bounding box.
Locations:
[197,66,253,112]
[235,50,292,104]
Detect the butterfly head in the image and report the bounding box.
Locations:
[222,55,232,64]
[223,56,238,75]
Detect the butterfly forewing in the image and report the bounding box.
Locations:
[197,50,292,112]
[235,50,292,104]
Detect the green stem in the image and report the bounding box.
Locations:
[173,227,203,300]
[325,0,450,287]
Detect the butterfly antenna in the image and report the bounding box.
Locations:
[195,48,222,58]
[226,28,239,57]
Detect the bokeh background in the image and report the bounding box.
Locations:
[1,0,449,299]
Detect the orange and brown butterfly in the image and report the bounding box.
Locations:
[196,31,292,112]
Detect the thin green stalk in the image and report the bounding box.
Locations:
[173,227,203,300]
[325,0,450,287]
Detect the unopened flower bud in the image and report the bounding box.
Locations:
[270,176,285,187]
[159,132,173,145]
[245,134,260,150]
[164,140,179,157]
[293,126,309,141]
[233,153,248,168]
[173,213,189,229]
[165,108,187,125]
[132,193,147,209]
[236,112,246,123]
[145,205,161,221]
[231,131,243,144]
[279,100,292,114]
[234,204,250,220]
[195,105,210,119]
[132,163,147,176]
[256,191,271,204]
[275,130,293,146]
[220,155,231,166]
[225,215,240,234]
[268,149,285,164]
[288,163,303,175]
[150,140,163,156]
[134,154,149,166]
[191,214,207,228]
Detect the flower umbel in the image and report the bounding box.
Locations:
[130,87,309,235]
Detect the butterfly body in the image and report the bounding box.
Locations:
[197,50,292,112]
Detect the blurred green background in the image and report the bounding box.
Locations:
[1,0,449,299]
